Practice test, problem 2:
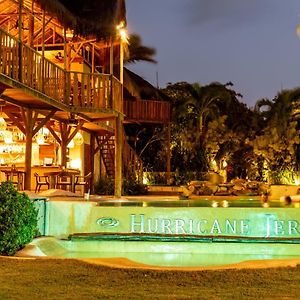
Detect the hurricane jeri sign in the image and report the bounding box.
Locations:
[129,214,299,238]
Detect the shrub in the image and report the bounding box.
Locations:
[94,177,114,195]
[122,177,148,195]
[0,182,38,256]
[94,177,148,196]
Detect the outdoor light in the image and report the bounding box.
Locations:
[117,21,128,43]
[0,105,7,131]
[36,130,45,145]
[62,28,74,40]
[3,130,13,144]
[297,24,300,38]
[73,132,84,146]
[119,28,128,42]
[0,116,6,131]
[67,139,75,148]
[222,200,229,208]
[212,201,218,208]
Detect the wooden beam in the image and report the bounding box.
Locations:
[46,123,61,145]
[90,133,95,193]
[59,122,68,167]
[5,111,26,135]
[66,122,83,145]
[23,108,34,190]
[32,110,56,136]
[114,115,123,197]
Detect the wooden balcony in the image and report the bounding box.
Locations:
[0,29,122,113]
[123,99,171,124]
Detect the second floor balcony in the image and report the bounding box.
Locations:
[123,99,170,124]
[0,29,122,114]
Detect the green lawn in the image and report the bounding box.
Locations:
[1,257,300,299]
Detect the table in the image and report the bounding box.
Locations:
[44,169,80,192]
[1,169,26,190]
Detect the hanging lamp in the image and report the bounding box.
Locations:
[3,130,13,144]
[36,130,45,145]
[0,104,7,131]
[73,131,84,146]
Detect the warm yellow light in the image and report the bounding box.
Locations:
[69,158,81,169]
[116,21,125,30]
[0,115,7,131]
[62,28,74,40]
[36,132,45,145]
[142,174,149,185]
[212,201,218,208]
[67,139,75,148]
[3,131,13,144]
[297,24,300,38]
[117,21,128,43]
[7,36,15,47]
[222,160,227,168]
[119,28,128,42]
[73,132,84,146]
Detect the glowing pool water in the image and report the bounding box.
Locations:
[31,197,300,267]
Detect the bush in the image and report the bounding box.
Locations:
[94,177,114,195]
[0,182,38,255]
[122,177,148,196]
[94,177,148,196]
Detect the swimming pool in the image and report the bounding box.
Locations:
[30,197,300,267]
[30,236,300,267]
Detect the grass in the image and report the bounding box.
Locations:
[1,257,300,299]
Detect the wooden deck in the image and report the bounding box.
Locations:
[123,99,171,123]
[0,29,122,114]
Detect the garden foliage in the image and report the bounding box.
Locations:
[0,182,38,255]
[94,177,148,196]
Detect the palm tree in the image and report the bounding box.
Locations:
[172,82,242,142]
[126,34,157,64]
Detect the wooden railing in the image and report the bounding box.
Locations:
[123,99,171,123]
[0,29,122,111]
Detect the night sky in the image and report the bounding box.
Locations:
[126,0,300,107]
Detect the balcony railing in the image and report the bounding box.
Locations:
[0,29,122,112]
[123,99,171,123]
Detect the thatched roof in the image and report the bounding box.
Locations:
[124,68,170,102]
[36,0,77,29]
[36,0,126,40]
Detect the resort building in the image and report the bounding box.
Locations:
[0,0,171,196]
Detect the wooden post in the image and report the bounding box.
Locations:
[60,123,68,168]
[18,0,23,82]
[90,133,95,193]
[120,42,123,84]
[28,1,34,47]
[24,109,33,190]
[41,10,45,92]
[166,122,171,185]
[114,115,123,197]
[92,44,95,74]
[110,38,114,75]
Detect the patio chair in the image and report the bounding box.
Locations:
[55,172,73,191]
[34,172,50,193]
[74,172,92,194]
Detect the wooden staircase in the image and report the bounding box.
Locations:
[98,134,115,177]
[98,131,143,180]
